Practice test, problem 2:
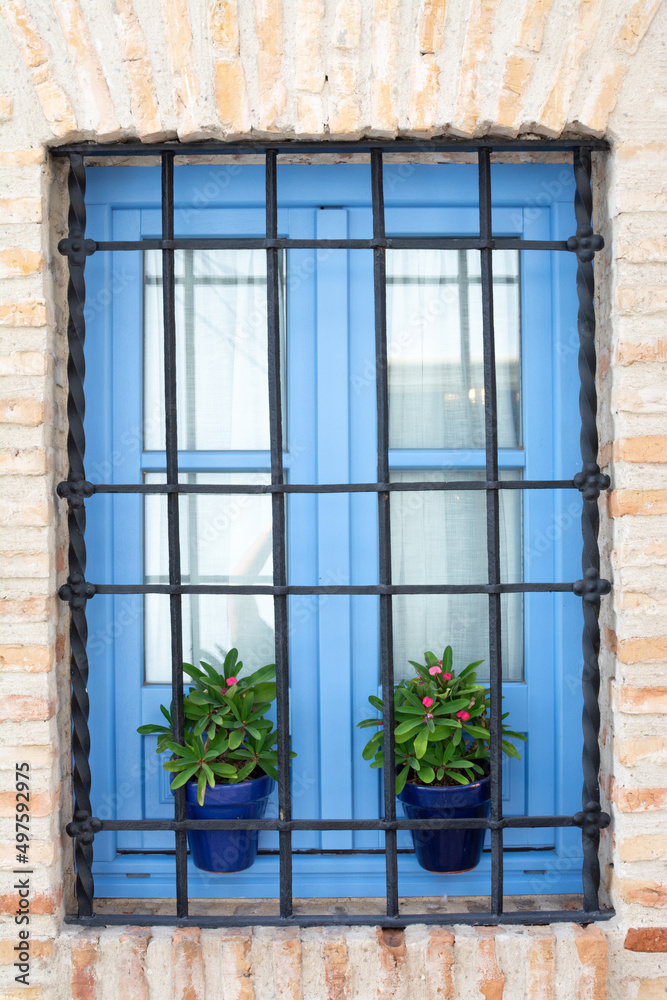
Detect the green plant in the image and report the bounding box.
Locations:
[138,648,294,805]
[358,646,526,794]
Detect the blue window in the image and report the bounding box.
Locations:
[84,162,583,898]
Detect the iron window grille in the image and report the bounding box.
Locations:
[54,138,612,928]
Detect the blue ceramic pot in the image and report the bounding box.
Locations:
[184,774,274,873]
[397,774,491,873]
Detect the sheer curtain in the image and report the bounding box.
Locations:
[143,249,277,684]
[386,249,523,680]
[144,249,273,452]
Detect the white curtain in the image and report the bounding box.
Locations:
[143,248,277,684]
[390,471,523,681]
[386,249,523,680]
[144,249,272,452]
[387,249,521,449]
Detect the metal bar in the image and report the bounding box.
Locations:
[65,910,615,929]
[573,147,606,912]
[479,147,504,915]
[51,138,609,156]
[89,813,597,831]
[371,148,399,918]
[76,479,579,495]
[59,154,96,918]
[92,582,576,596]
[161,151,188,918]
[92,237,570,252]
[266,149,293,919]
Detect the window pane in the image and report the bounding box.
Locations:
[143,472,274,684]
[143,249,285,451]
[390,469,523,681]
[386,249,521,449]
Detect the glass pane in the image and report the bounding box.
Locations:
[390,469,523,681]
[386,249,521,449]
[144,249,286,451]
[144,472,274,684]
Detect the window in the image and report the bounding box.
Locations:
[57,141,611,927]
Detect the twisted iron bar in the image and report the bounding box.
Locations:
[572,147,611,911]
[57,154,96,917]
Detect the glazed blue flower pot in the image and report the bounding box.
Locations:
[183,774,274,873]
[397,774,491,873]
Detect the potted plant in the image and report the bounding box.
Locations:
[358,646,526,873]
[138,648,294,874]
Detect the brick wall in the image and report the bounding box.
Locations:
[0,1,665,997]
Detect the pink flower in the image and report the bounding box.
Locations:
[443,673,452,681]
[429,665,442,676]
[422,696,434,708]
[226,676,238,686]
[437,659,442,666]
[456,710,470,721]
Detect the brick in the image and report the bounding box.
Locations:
[0,398,44,426]
[576,59,626,136]
[615,238,667,263]
[450,0,498,137]
[273,936,302,1000]
[0,885,62,915]
[0,692,54,721]
[625,928,667,952]
[118,928,151,1000]
[615,0,662,53]
[0,250,44,278]
[0,352,49,376]
[496,1,554,132]
[213,59,251,135]
[0,198,42,225]
[609,491,667,517]
[527,932,555,1000]
[219,931,254,1000]
[0,95,13,121]
[425,928,454,1000]
[621,881,667,908]
[254,0,287,131]
[617,737,667,766]
[162,0,200,138]
[0,938,53,963]
[0,0,49,68]
[0,597,51,622]
[295,0,325,93]
[638,979,667,1000]
[0,501,51,527]
[0,449,47,475]
[51,0,119,137]
[113,0,164,140]
[30,62,78,137]
[477,929,505,1000]
[0,788,58,817]
[0,551,51,578]
[619,686,667,712]
[617,287,667,314]
[617,437,667,463]
[615,340,667,365]
[377,928,406,997]
[0,149,44,167]
[0,301,47,327]
[614,786,667,812]
[70,932,98,1000]
[574,924,607,1000]
[0,645,52,671]
[617,637,667,664]
[538,0,605,137]
[322,939,348,1000]
[172,927,205,1000]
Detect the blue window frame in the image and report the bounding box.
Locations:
[84,161,584,899]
